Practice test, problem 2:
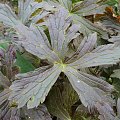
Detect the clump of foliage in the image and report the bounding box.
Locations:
[0,0,120,120]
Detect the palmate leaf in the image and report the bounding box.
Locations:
[109,36,120,46]
[9,64,62,109]
[66,32,120,68]
[31,10,49,24]
[46,81,79,120]
[0,73,51,120]
[8,8,79,110]
[64,66,114,109]
[14,8,79,61]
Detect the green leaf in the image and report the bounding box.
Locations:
[111,69,120,79]
[46,87,71,120]
[15,52,35,73]
[106,0,118,6]
[0,41,9,49]
[117,98,120,118]
[9,64,62,108]
[44,0,108,39]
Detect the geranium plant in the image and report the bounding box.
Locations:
[0,0,120,120]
